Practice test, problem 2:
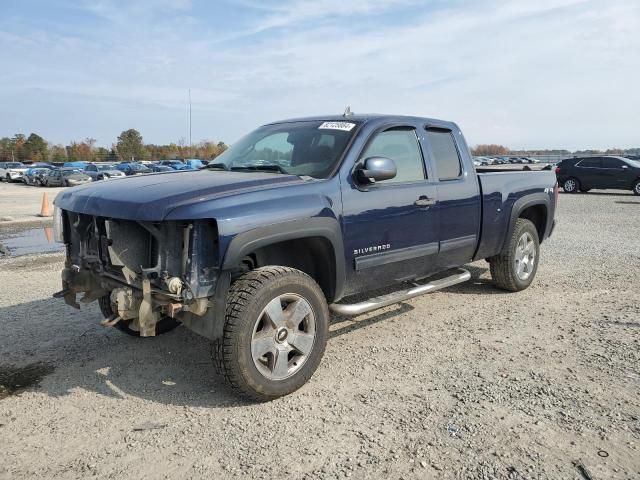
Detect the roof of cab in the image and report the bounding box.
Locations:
[265,113,457,129]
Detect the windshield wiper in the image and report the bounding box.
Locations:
[230,165,288,174]
[204,162,229,171]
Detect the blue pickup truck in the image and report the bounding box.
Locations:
[53,114,557,400]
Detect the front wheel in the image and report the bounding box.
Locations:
[212,266,329,402]
[562,177,579,193]
[489,218,540,292]
[633,180,640,196]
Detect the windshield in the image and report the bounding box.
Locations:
[214,120,358,178]
[129,163,148,171]
[97,164,115,171]
[62,170,82,176]
[7,162,23,168]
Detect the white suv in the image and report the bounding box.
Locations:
[0,162,28,182]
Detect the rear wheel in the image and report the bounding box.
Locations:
[212,266,329,401]
[98,294,180,336]
[633,180,640,196]
[562,177,579,193]
[490,218,540,292]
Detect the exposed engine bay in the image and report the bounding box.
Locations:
[55,209,220,336]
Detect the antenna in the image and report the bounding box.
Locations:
[343,105,352,117]
[188,88,192,158]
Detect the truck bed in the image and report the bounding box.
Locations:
[474,170,557,261]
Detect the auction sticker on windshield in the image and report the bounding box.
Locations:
[318,122,356,131]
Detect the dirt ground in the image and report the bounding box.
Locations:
[0,189,638,480]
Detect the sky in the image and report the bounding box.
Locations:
[0,0,638,150]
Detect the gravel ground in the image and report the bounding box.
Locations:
[0,190,638,480]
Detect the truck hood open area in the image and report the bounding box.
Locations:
[54,170,307,221]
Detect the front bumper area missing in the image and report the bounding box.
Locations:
[54,211,219,337]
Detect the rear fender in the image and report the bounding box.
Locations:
[503,193,550,250]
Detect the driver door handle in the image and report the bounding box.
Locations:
[414,196,437,207]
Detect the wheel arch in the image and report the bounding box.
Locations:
[221,217,346,303]
[506,193,550,248]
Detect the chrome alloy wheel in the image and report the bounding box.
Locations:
[515,232,536,281]
[635,182,640,195]
[564,179,576,192]
[251,293,316,381]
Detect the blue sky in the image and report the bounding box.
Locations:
[1,0,638,149]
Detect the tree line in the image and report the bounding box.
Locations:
[0,129,228,163]
[472,144,640,156]
[2,132,638,163]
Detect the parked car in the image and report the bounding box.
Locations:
[83,163,126,181]
[474,157,491,166]
[23,167,52,185]
[184,159,205,169]
[63,161,89,169]
[150,164,175,173]
[0,161,28,182]
[555,156,640,194]
[53,113,557,401]
[44,168,92,187]
[158,160,190,170]
[116,162,152,175]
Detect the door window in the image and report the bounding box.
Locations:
[577,158,601,168]
[601,157,624,169]
[360,128,425,184]
[426,129,462,180]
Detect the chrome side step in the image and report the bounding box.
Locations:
[329,268,471,316]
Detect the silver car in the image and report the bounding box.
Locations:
[83,163,127,181]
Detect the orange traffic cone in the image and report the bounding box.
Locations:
[39,192,53,217]
[43,226,53,243]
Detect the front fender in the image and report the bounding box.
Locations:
[221,216,346,300]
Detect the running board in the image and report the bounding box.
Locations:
[329,268,471,316]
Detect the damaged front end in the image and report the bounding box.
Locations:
[54,208,221,337]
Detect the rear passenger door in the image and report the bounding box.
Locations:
[422,127,481,269]
[575,158,602,189]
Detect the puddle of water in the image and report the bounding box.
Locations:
[0,362,55,400]
[0,227,64,256]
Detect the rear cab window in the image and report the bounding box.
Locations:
[425,129,462,181]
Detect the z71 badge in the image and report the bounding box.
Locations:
[354,244,391,255]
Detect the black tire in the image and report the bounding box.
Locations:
[212,266,329,402]
[562,177,579,193]
[98,294,180,336]
[633,180,640,196]
[489,218,540,292]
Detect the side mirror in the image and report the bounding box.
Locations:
[356,157,397,183]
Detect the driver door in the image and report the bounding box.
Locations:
[341,126,439,295]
